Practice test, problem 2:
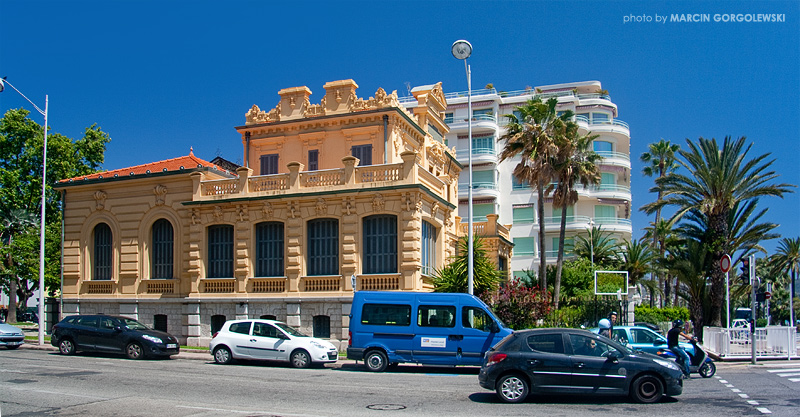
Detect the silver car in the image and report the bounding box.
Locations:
[0,320,25,349]
[209,319,338,368]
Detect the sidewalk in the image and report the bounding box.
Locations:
[19,341,213,361]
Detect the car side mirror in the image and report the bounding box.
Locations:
[606,351,621,361]
[653,340,665,346]
[489,322,500,333]
[114,326,124,332]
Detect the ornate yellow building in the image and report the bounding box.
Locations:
[55,80,512,347]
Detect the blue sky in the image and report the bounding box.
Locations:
[2,0,798,254]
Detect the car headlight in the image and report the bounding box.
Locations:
[142,335,163,344]
[310,341,327,349]
[654,358,680,371]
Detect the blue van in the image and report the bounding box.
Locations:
[346,291,512,371]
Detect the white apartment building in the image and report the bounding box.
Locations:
[401,81,632,279]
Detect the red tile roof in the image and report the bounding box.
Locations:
[59,150,235,183]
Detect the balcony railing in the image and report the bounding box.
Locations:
[594,151,630,161]
[458,182,498,192]
[574,115,629,130]
[359,274,401,291]
[456,147,496,159]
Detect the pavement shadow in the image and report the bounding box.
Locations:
[468,391,679,404]
[335,362,480,375]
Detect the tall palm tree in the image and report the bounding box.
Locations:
[0,207,39,323]
[643,136,795,326]
[640,139,680,305]
[643,218,678,306]
[551,122,601,308]
[768,237,800,324]
[666,239,711,341]
[498,97,566,287]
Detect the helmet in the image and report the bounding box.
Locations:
[598,319,611,329]
[608,311,618,318]
[673,319,684,328]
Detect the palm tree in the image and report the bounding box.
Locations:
[498,97,566,286]
[768,237,800,325]
[573,225,621,267]
[640,139,680,306]
[0,207,39,323]
[666,239,711,341]
[643,136,795,326]
[643,218,678,306]
[619,238,656,288]
[551,122,601,308]
[433,235,502,300]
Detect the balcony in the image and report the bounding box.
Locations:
[574,115,630,137]
[541,215,632,233]
[456,213,512,242]
[595,151,631,169]
[456,147,497,165]
[458,182,499,199]
[446,113,499,132]
[192,151,450,202]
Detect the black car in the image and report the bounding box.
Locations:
[478,328,683,403]
[51,315,180,359]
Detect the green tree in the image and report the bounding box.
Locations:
[642,136,794,326]
[433,236,502,300]
[498,97,567,286]
[0,208,37,322]
[665,239,711,340]
[619,238,656,288]
[768,237,800,323]
[551,122,601,308]
[572,225,621,268]
[0,108,111,301]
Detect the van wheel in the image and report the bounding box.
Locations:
[364,350,388,372]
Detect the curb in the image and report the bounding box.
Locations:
[19,342,212,361]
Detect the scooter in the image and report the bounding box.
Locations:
[656,338,716,378]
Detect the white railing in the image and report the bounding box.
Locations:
[703,326,797,359]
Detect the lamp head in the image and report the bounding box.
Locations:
[0,77,5,93]
[451,40,472,60]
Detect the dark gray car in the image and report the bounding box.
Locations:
[478,328,683,403]
[51,314,179,359]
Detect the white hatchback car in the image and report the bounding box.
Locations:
[209,319,338,368]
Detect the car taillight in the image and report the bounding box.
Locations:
[211,332,218,339]
[348,330,352,346]
[486,352,507,366]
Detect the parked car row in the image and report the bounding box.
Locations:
[0,319,25,349]
[36,291,685,404]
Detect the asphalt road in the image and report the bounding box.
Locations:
[1,345,798,416]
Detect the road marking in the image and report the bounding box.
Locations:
[0,369,26,373]
[731,388,741,392]
[748,400,760,405]
[767,368,800,373]
[176,405,326,417]
[776,372,800,377]
[789,378,800,382]
[756,407,772,414]
[726,384,734,387]
[2,384,108,400]
[719,379,728,383]
[739,393,750,399]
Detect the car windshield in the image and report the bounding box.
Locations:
[273,322,307,337]
[120,318,150,330]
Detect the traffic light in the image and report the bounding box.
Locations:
[739,258,750,285]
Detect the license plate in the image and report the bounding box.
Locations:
[9,341,23,345]
[167,344,178,349]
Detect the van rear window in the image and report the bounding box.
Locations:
[362,304,411,326]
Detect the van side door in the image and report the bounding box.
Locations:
[460,306,503,365]
[412,304,459,364]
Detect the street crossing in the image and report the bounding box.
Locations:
[765,362,800,382]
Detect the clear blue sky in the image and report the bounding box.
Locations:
[2,0,798,255]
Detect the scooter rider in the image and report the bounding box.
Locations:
[668,319,693,378]
[598,318,612,339]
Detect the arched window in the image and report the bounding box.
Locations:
[363,215,397,274]
[151,219,173,279]
[93,223,112,280]
[153,314,168,332]
[307,218,338,276]
[313,315,331,338]
[260,314,277,320]
[208,225,234,278]
[255,222,284,277]
[211,314,227,334]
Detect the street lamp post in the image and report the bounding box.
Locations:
[588,218,595,266]
[452,40,474,295]
[0,77,49,345]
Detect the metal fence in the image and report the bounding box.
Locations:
[703,326,798,359]
[546,295,628,328]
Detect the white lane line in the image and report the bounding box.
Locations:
[776,372,800,377]
[756,407,772,414]
[748,400,760,405]
[732,388,741,392]
[175,405,326,417]
[0,369,26,373]
[789,378,800,382]
[739,393,750,399]
[719,379,728,383]
[767,368,800,373]
[2,384,108,400]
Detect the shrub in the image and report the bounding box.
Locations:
[634,305,689,324]
[486,280,551,330]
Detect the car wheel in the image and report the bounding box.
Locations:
[364,350,388,372]
[496,374,529,403]
[7,345,21,350]
[630,374,664,403]
[699,362,716,378]
[126,342,145,360]
[213,346,233,364]
[290,349,311,369]
[59,339,76,355]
